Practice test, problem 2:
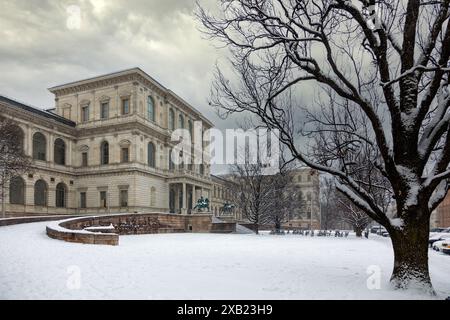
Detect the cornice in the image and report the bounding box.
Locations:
[0,103,76,136]
[48,68,214,127]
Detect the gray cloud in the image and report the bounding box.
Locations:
[0,0,231,131]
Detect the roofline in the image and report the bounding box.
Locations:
[0,95,76,127]
[47,68,157,91]
[211,174,234,183]
[48,67,214,127]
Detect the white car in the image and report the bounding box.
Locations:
[432,240,450,252]
[429,228,450,247]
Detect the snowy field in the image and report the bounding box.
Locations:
[0,222,449,300]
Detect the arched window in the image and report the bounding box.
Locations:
[54,138,66,165]
[56,183,67,208]
[9,176,25,205]
[11,125,24,154]
[100,141,109,165]
[148,142,155,168]
[150,187,156,206]
[178,114,184,129]
[33,132,46,161]
[147,96,155,121]
[34,180,48,206]
[297,190,304,202]
[169,109,175,130]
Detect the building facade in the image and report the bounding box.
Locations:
[283,168,321,229]
[436,193,450,228]
[0,68,215,217]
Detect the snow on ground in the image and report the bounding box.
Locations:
[0,222,449,300]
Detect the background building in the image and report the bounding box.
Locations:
[436,194,450,228]
[283,168,321,229]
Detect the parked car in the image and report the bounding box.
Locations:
[370,226,377,233]
[376,227,388,236]
[443,246,450,255]
[432,240,450,252]
[371,226,383,234]
[429,228,450,247]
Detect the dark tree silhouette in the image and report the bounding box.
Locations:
[0,117,33,217]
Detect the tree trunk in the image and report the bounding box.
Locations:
[274,219,281,233]
[254,222,259,234]
[355,227,363,237]
[389,208,434,294]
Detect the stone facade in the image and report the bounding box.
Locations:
[0,68,216,217]
[436,193,450,228]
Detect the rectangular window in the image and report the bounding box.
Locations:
[81,105,89,122]
[81,152,88,167]
[120,190,128,207]
[100,102,109,119]
[121,147,129,163]
[80,192,87,209]
[100,191,107,208]
[122,98,130,115]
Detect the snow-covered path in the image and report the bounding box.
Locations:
[0,222,448,299]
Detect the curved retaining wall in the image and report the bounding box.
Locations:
[0,215,81,227]
[46,213,213,246]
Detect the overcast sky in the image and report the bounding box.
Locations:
[0,0,233,125]
[0,0,319,175]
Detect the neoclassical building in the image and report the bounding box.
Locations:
[0,68,217,217]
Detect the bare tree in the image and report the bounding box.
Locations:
[267,160,298,232]
[320,176,339,230]
[197,0,450,292]
[231,156,274,234]
[337,192,372,237]
[0,117,33,218]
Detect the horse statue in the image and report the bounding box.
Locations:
[219,202,235,215]
[193,196,210,212]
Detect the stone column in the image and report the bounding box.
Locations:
[48,132,53,163]
[182,182,186,214]
[68,139,73,167]
[191,184,196,209]
[26,126,32,157]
